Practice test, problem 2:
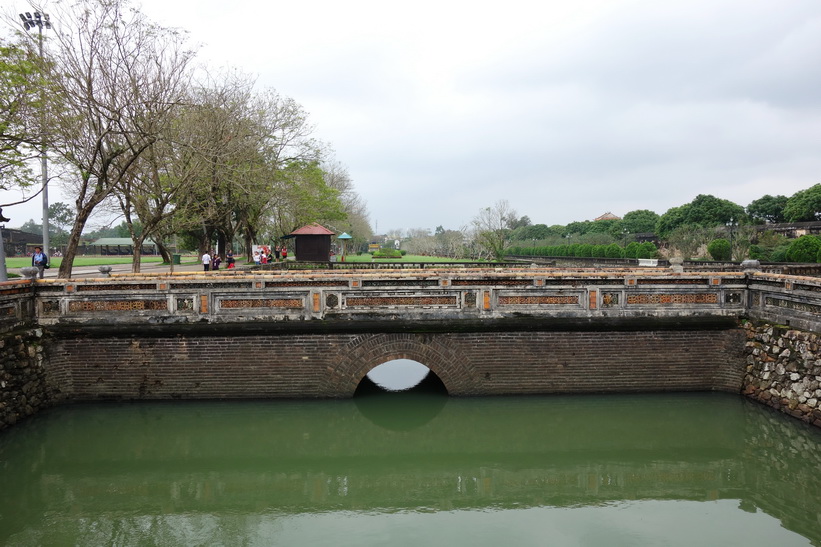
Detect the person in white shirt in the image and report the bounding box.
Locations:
[202,251,212,272]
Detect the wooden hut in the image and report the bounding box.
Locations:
[289,223,335,262]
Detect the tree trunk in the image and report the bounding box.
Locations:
[131,238,143,273]
[58,207,93,278]
[157,241,172,264]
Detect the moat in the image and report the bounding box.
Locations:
[1,391,820,546]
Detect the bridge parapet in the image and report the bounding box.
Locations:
[0,268,747,331]
[0,267,816,333]
[746,272,821,332]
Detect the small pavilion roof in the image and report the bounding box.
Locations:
[289,223,335,236]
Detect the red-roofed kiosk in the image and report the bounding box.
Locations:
[288,223,335,262]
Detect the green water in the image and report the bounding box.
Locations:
[1,393,820,546]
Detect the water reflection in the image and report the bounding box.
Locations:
[0,393,819,546]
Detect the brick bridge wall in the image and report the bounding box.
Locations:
[45,327,746,401]
[1,267,821,429]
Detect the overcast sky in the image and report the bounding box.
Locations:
[5,0,821,234]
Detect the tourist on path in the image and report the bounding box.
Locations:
[202,250,211,272]
[32,246,49,279]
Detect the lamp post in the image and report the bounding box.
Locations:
[19,11,51,257]
[726,217,736,261]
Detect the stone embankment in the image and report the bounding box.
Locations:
[0,329,51,430]
[743,322,821,427]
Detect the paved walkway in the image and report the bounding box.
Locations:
[12,260,224,279]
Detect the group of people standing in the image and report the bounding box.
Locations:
[201,246,289,271]
[200,249,236,272]
[252,245,286,265]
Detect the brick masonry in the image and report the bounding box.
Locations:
[45,328,747,402]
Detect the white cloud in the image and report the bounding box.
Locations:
[5,0,820,232]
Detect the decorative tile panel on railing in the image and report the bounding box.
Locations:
[636,278,709,285]
[344,294,459,308]
[626,293,720,305]
[68,300,168,312]
[219,298,304,309]
[451,279,532,286]
[76,283,157,291]
[41,300,60,314]
[0,305,16,319]
[497,294,581,306]
[764,296,821,315]
[265,281,348,288]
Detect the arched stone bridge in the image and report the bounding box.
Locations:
[1,266,820,401]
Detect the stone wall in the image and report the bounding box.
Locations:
[742,321,821,427]
[45,327,747,401]
[0,329,51,431]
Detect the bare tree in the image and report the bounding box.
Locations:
[44,0,194,277]
[471,199,517,261]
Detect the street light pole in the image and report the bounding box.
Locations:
[20,11,51,256]
[726,217,736,261]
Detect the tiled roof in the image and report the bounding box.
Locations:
[289,223,335,236]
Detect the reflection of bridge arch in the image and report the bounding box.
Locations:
[323,333,481,397]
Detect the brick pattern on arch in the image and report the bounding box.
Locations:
[323,333,482,396]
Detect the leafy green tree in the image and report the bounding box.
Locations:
[656,195,747,238]
[747,195,788,224]
[565,220,591,235]
[621,209,659,234]
[0,38,51,191]
[511,223,559,241]
[707,239,732,261]
[783,184,821,222]
[587,218,620,235]
[785,235,821,263]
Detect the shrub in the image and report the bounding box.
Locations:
[785,235,821,263]
[605,243,624,258]
[372,248,403,259]
[591,244,607,258]
[707,238,732,261]
[624,241,641,259]
[636,242,658,259]
[576,244,593,257]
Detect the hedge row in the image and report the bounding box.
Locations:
[509,242,658,259]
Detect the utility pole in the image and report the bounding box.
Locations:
[20,11,52,256]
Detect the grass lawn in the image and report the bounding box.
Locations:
[340,254,480,263]
[5,256,168,269]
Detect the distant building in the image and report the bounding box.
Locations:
[1,228,42,256]
[594,212,621,221]
[90,238,158,255]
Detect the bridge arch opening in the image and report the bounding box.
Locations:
[354,359,448,396]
